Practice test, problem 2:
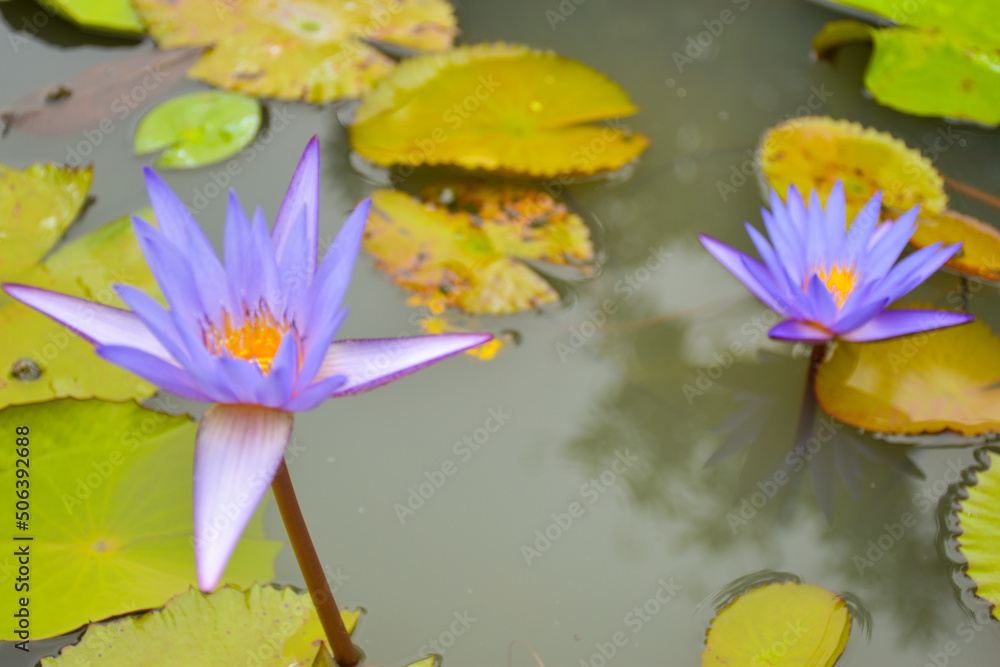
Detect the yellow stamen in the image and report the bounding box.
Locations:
[204,306,290,374]
[807,264,859,308]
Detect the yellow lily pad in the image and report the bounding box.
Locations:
[131,0,458,103]
[37,0,144,35]
[813,0,1000,126]
[815,312,1000,437]
[953,449,1000,619]
[41,585,358,666]
[364,181,594,314]
[702,581,851,666]
[909,208,1000,282]
[0,399,281,640]
[0,164,161,408]
[758,116,946,220]
[349,43,650,177]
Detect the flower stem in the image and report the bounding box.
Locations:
[793,343,827,452]
[272,460,360,667]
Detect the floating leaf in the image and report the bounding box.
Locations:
[758,116,947,220]
[702,581,851,666]
[813,1,1000,125]
[0,164,161,407]
[952,449,1000,619]
[349,43,650,177]
[134,91,262,169]
[1,47,203,136]
[0,400,281,640]
[365,182,594,314]
[41,585,356,666]
[909,209,1000,282]
[131,0,457,103]
[36,0,144,34]
[815,311,1000,437]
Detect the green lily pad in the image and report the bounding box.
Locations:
[37,0,144,35]
[134,91,262,169]
[702,581,851,666]
[0,163,161,408]
[951,449,1000,619]
[41,585,357,666]
[0,400,282,640]
[365,181,595,314]
[131,0,457,103]
[349,43,650,177]
[814,1,1000,125]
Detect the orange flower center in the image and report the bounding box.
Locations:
[204,307,290,374]
[808,264,859,308]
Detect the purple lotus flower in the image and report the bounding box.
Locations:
[700,181,973,342]
[4,137,490,590]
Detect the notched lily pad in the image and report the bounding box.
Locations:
[349,43,650,177]
[364,181,595,314]
[0,164,161,408]
[909,209,1000,282]
[950,449,1000,620]
[702,581,852,666]
[131,0,458,102]
[0,400,281,640]
[813,0,1000,125]
[815,311,1000,437]
[134,91,262,169]
[41,585,357,666]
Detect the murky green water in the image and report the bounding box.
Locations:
[4,0,1000,664]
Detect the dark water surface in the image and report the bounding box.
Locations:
[3,0,1000,664]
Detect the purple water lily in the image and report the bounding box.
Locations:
[700,181,973,342]
[4,137,490,590]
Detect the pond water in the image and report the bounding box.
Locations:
[3,0,1000,665]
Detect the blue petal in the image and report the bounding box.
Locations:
[131,216,208,326]
[740,255,805,319]
[295,308,347,393]
[830,296,890,334]
[840,309,974,342]
[745,222,795,296]
[215,356,265,404]
[803,272,839,326]
[96,345,211,402]
[272,136,319,279]
[760,207,805,285]
[250,207,283,316]
[113,284,191,365]
[824,180,847,242]
[224,190,257,318]
[699,235,790,317]
[277,207,312,323]
[282,374,348,412]
[862,206,919,280]
[257,331,299,408]
[768,320,833,342]
[843,188,881,260]
[783,185,809,238]
[873,242,960,302]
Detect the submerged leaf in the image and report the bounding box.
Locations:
[134,91,262,168]
[702,581,851,666]
[1,48,203,136]
[758,116,946,220]
[0,164,160,408]
[349,43,649,177]
[365,182,594,314]
[37,0,144,34]
[131,0,457,102]
[0,400,281,640]
[813,1,1000,125]
[815,312,1000,437]
[952,449,1000,619]
[41,585,356,666]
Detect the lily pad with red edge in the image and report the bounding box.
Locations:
[349,43,650,177]
[131,0,458,103]
[702,581,851,666]
[40,585,357,666]
[908,209,1000,283]
[0,399,281,640]
[364,182,595,315]
[812,0,1000,125]
[815,310,1000,438]
[949,449,1000,620]
[0,164,161,408]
